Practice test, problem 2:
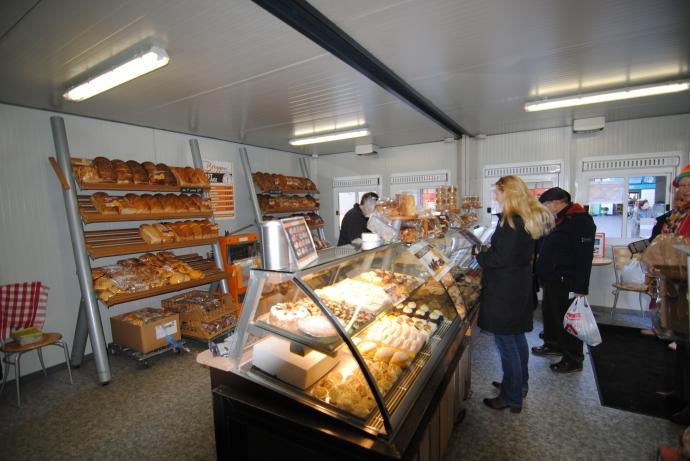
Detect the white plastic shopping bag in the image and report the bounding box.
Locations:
[563,296,602,347]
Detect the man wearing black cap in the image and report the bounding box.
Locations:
[532,187,596,373]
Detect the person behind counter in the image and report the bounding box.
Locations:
[475,175,554,413]
[337,192,379,246]
[532,187,596,374]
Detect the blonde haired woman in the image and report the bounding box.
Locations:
[475,175,554,413]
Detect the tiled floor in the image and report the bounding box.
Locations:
[0,307,683,460]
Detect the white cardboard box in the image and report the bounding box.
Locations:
[253,336,338,389]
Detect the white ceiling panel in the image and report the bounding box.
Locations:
[311,0,690,134]
[0,0,687,153]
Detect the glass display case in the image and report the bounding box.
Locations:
[225,232,481,438]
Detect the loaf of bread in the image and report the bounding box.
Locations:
[139,224,163,244]
[156,163,177,186]
[90,192,120,214]
[191,168,210,186]
[153,224,175,242]
[126,160,148,184]
[92,157,116,182]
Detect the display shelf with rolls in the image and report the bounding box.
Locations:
[49,115,229,384]
[199,230,482,459]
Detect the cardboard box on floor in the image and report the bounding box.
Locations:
[111,310,181,353]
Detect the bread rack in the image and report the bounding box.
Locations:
[239,147,328,243]
[49,116,229,384]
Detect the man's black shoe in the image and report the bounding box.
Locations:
[531,344,562,356]
[550,360,583,374]
[491,381,528,397]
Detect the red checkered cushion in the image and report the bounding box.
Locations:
[0,282,49,340]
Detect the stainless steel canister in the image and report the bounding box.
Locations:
[259,221,292,270]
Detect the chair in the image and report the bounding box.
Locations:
[611,246,648,319]
[0,282,73,407]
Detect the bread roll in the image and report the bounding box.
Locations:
[178,223,193,240]
[139,224,163,244]
[156,163,176,186]
[180,195,199,211]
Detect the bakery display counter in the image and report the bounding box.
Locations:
[200,233,481,459]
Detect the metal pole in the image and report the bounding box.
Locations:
[70,298,89,367]
[239,146,263,225]
[51,116,111,384]
[189,139,229,294]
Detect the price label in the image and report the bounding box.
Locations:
[281,216,318,268]
[409,241,452,281]
[181,187,204,194]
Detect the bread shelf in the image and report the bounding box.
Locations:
[260,207,319,214]
[81,210,213,224]
[254,187,319,195]
[100,257,229,307]
[78,181,210,192]
[84,228,218,259]
[78,196,212,223]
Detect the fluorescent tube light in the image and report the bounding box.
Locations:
[63,45,170,102]
[289,128,370,146]
[524,80,690,112]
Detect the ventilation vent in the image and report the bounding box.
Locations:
[333,176,381,188]
[484,164,561,178]
[582,156,680,172]
[390,171,449,185]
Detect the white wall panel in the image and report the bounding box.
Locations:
[316,141,459,242]
[0,103,303,380]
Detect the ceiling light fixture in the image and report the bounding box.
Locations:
[524,80,690,112]
[63,44,170,102]
[289,127,370,146]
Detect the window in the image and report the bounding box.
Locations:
[390,170,450,212]
[586,175,669,239]
[579,153,679,242]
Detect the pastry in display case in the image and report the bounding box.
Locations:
[221,234,482,438]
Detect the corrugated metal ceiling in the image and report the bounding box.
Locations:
[0,0,687,154]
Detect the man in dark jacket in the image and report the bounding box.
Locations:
[532,187,596,373]
[337,192,378,246]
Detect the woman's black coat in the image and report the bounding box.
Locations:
[476,215,536,335]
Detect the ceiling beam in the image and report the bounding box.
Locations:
[252,0,470,138]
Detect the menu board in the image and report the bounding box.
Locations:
[202,159,235,219]
[281,216,318,268]
[409,241,452,281]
